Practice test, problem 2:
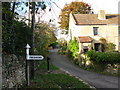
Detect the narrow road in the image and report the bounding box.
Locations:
[49,49,119,89]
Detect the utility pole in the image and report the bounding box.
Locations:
[30,2,35,80]
[28,1,30,26]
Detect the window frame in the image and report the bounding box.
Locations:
[93,27,99,36]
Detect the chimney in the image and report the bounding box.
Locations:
[98,10,106,20]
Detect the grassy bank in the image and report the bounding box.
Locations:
[25,60,92,89]
[30,73,91,88]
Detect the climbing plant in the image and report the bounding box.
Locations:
[99,38,116,52]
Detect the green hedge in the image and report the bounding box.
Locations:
[86,50,120,64]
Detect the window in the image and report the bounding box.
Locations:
[119,26,120,35]
[93,27,99,35]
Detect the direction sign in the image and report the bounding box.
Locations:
[25,44,44,60]
[27,55,44,60]
[25,44,44,86]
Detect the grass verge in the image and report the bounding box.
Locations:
[25,60,92,89]
[37,60,59,70]
[29,73,91,89]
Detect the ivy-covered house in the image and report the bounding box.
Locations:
[67,10,120,53]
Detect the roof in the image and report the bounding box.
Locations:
[77,36,92,43]
[72,14,120,25]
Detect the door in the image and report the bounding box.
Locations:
[94,43,100,51]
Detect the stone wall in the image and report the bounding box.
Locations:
[78,54,119,74]
[2,54,26,88]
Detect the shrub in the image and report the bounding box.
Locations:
[86,50,120,71]
[58,49,66,55]
[99,38,116,52]
[86,50,120,64]
[66,50,73,59]
[61,46,67,51]
[68,37,79,59]
[106,43,116,52]
[86,50,97,62]
[58,46,67,55]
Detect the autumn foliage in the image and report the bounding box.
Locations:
[59,1,91,31]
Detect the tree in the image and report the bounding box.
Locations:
[59,1,91,33]
[35,22,57,55]
[57,38,67,47]
[2,2,16,54]
[2,2,32,55]
[26,2,47,80]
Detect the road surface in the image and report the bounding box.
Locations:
[49,49,119,89]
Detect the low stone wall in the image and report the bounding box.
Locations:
[2,54,26,88]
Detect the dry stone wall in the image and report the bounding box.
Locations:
[2,54,26,88]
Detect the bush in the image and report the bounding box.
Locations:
[96,52,120,64]
[86,50,120,64]
[86,50,120,71]
[66,50,73,58]
[57,46,67,55]
[86,50,97,62]
[68,37,79,59]
[58,49,66,55]
[99,38,116,52]
[61,46,67,51]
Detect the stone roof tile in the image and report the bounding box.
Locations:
[72,14,119,25]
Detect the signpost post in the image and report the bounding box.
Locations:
[25,44,44,86]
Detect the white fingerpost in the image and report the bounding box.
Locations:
[25,44,44,60]
[25,44,44,86]
[25,44,31,60]
[25,44,31,86]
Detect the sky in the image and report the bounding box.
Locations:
[18,0,120,25]
[41,0,120,21]
[18,0,120,39]
[41,0,120,39]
